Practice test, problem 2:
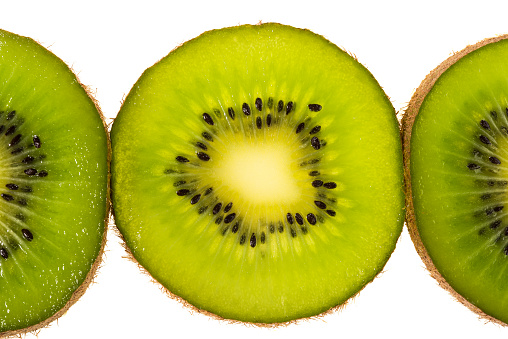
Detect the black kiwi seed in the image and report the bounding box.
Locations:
[309,170,320,176]
[5,125,16,136]
[6,183,18,190]
[224,202,233,213]
[190,194,201,205]
[311,136,321,150]
[295,213,304,225]
[489,156,501,165]
[202,113,214,126]
[286,213,294,225]
[479,135,491,145]
[491,111,498,119]
[242,103,251,116]
[255,98,262,111]
[326,210,336,217]
[1,194,14,201]
[468,163,481,170]
[204,187,213,195]
[277,100,284,113]
[278,223,284,233]
[260,232,266,244]
[323,182,337,189]
[290,227,297,237]
[312,180,323,188]
[7,110,15,120]
[480,120,491,130]
[22,156,35,164]
[266,114,272,126]
[256,117,262,129]
[269,223,275,233]
[11,147,23,154]
[9,134,22,147]
[228,107,235,120]
[309,126,321,134]
[197,152,210,161]
[250,233,256,247]
[314,201,327,209]
[308,104,322,112]
[0,248,8,259]
[212,202,222,215]
[215,216,223,224]
[481,194,492,200]
[196,142,207,150]
[224,213,236,224]
[202,132,213,141]
[21,228,33,241]
[240,234,246,245]
[176,156,189,163]
[286,101,294,115]
[307,213,317,225]
[232,223,239,233]
[33,135,41,148]
[296,122,305,134]
[490,220,502,229]
[504,245,508,256]
[176,189,191,196]
[267,97,273,109]
[38,170,48,177]
[24,168,37,176]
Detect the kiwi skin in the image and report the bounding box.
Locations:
[0,32,111,338]
[402,34,508,327]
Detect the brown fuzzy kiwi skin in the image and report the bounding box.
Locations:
[0,80,111,338]
[402,34,508,327]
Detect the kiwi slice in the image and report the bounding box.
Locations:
[0,30,109,335]
[404,35,508,325]
[111,23,404,323]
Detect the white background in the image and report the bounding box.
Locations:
[2,1,508,338]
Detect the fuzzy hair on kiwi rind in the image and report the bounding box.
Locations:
[111,22,404,324]
[403,34,508,326]
[0,29,110,337]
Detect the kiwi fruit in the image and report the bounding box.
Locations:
[111,23,404,324]
[0,30,109,335]
[403,35,508,325]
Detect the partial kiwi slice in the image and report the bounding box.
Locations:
[0,30,108,335]
[111,23,404,324]
[404,35,508,325]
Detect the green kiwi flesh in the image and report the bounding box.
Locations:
[111,23,404,323]
[404,35,508,325]
[0,30,108,335]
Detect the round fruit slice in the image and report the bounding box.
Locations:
[111,23,404,324]
[0,30,109,335]
[404,35,508,325]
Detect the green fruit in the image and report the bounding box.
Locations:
[0,30,109,335]
[404,35,508,325]
[112,23,404,324]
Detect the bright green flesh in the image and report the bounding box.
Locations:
[112,23,403,323]
[0,30,108,332]
[411,38,508,323]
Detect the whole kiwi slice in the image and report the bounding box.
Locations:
[404,35,508,325]
[0,30,109,335]
[111,23,404,324]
